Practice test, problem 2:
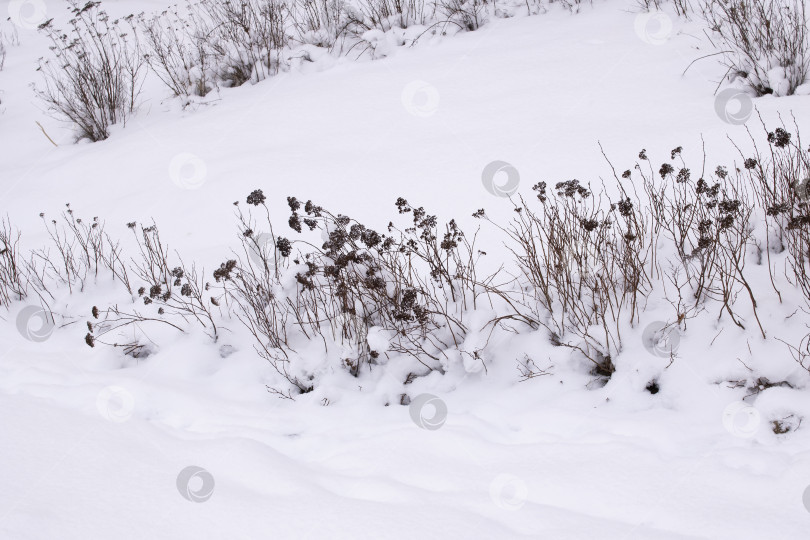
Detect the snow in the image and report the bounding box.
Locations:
[2,0,810,538]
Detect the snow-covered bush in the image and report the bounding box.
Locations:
[743,123,810,303]
[138,7,214,98]
[87,125,810,394]
[356,0,434,31]
[212,190,487,393]
[474,174,654,377]
[132,0,530,98]
[5,124,809,397]
[700,0,810,96]
[87,221,221,356]
[291,0,352,49]
[474,125,809,380]
[193,0,292,86]
[0,218,27,307]
[35,1,146,141]
[438,0,488,30]
[638,145,765,336]
[139,0,293,91]
[30,0,553,111]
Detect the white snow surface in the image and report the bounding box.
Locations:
[1,0,810,538]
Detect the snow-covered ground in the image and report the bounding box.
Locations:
[2,0,810,537]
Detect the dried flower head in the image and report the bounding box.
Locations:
[247,189,266,206]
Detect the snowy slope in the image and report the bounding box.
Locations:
[2,0,810,538]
